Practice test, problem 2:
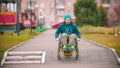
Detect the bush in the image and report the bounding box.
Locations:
[74,0,99,26]
[79,25,120,34]
[98,5,107,26]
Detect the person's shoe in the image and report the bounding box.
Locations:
[63,45,67,49]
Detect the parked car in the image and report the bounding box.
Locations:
[52,22,62,29]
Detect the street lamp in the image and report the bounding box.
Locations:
[26,0,34,33]
[38,9,45,27]
[35,5,38,17]
[16,0,20,35]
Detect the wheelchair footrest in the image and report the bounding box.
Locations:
[62,50,73,56]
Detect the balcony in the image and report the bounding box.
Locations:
[56,14,64,16]
[56,5,65,9]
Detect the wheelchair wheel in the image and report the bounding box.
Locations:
[57,46,61,60]
[57,39,62,60]
[75,48,79,60]
[74,39,79,60]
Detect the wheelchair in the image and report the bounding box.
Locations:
[57,37,79,60]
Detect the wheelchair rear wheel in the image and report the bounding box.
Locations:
[57,46,61,60]
[74,39,79,60]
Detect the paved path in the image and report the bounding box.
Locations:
[2,29,120,68]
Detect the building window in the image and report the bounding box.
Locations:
[56,9,64,15]
[67,10,71,14]
[27,1,35,9]
[114,0,117,4]
[56,0,64,6]
[102,0,110,4]
[67,2,72,7]
[26,1,29,8]
[50,10,54,15]
[49,3,54,8]
[40,2,44,8]
[1,3,7,12]
[7,3,12,12]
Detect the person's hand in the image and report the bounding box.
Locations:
[77,38,80,41]
[56,38,59,41]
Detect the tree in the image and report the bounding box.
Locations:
[98,5,107,26]
[74,0,100,26]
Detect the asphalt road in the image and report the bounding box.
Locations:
[1,29,120,68]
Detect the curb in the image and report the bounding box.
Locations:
[1,38,31,66]
[0,33,44,67]
[83,38,120,64]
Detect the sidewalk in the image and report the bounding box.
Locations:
[1,29,120,68]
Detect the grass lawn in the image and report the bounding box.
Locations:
[0,29,42,62]
[82,34,120,56]
[79,25,120,56]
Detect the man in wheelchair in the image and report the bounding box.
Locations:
[55,14,81,49]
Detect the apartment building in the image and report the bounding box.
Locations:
[21,0,120,27]
[21,0,76,28]
[96,0,120,26]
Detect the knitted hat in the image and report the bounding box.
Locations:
[64,14,72,21]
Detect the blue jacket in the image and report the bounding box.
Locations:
[55,21,81,38]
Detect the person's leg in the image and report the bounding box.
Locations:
[61,33,68,45]
[69,34,76,45]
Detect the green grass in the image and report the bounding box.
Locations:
[79,25,120,34]
[79,25,120,56]
[0,29,42,62]
[82,34,120,56]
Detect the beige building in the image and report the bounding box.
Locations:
[20,0,120,27]
[21,0,76,28]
